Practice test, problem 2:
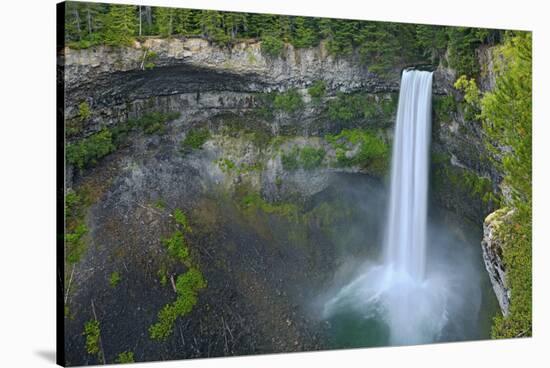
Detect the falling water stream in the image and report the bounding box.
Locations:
[322,70,496,346]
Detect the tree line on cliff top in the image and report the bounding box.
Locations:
[64,1,502,76]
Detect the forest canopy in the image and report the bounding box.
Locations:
[64,2,502,76]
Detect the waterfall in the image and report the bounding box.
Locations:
[385,70,433,281]
[324,70,452,345]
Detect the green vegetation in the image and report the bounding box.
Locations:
[281,146,325,171]
[130,111,180,135]
[454,75,482,121]
[433,95,457,122]
[67,111,180,170]
[109,271,121,288]
[151,208,206,341]
[479,32,532,339]
[162,231,190,266]
[154,198,166,210]
[326,129,389,173]
[115,351,135,363]
[216,158,236,173]
[308,80,326,99]
[173,208,191,232]
[143,50,158,70]
[180,128,210,153]
[65,3,502,76]
[66,129,116,170]
[78,101,91,120]
[261,35,284,57]
[446,27,496,78]
[149,268,206,341]
[157,265,168,287]
[327,93,364,122]
[273,89,304,113]
[65,188,94,264]
[326,93,396,124]
[241,192,300,221]
[83,319,101,356]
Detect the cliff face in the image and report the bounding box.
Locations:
[481,208,513,316]
[63,38,400,134]
[62,36,505,221]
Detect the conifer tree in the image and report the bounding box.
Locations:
[156,7,175,37]
[103,4,137,46]
[291,16,319,48]
[200,10,229,44]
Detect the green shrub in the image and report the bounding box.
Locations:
[144,50,158,70]
[282,146,326,171]
[481,32,532,338]
[327,93,397,124]
[327,129,388,173]
[281,147,300,171]
[241,192,300,220]
[217,158,236,173]
[173,208,191,232]
[454,75,482,121]
[162,231,190,265]
[78,101,91,121]
[65,188,96,264]
[261,35,284,57]
[83,320,100,355]
[65,222,89,264]
[327,93,363,122]
[115,351,135,363]
[130,111,180,135]
[273,90,304,113]
[181,128,210,152]
[300,147,326,170]
[149,268,206,341]
[446,27,488,78]
[433,95,457,122]
[109,271,121,288]
[66,129,116,170]
[308,80,326,99]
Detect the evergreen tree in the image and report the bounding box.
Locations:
[223,12,247,39]
[200,10,229,44]
[103,4,137,46]
[291,16,319,48]
[174,9,201,36]
[480,31,532,339]
[156,7,175,37]
[416,24,448,63]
